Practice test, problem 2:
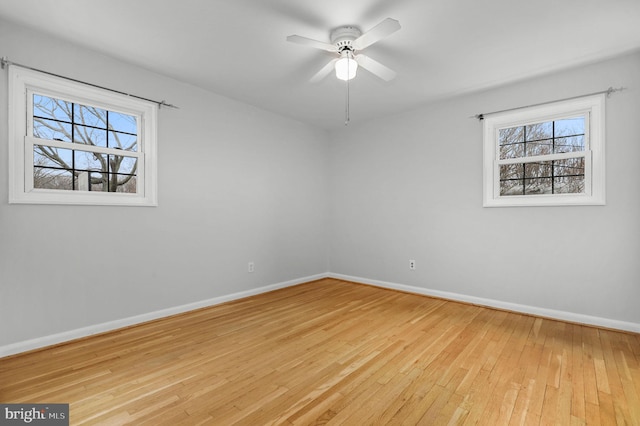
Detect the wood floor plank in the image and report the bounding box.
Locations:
[1,278,639,425]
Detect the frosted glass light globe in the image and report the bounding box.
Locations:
[335,56,358,81]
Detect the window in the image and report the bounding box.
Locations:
[8,66,157,206]
[482,95,605,207]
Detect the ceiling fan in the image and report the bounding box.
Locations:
[287,18,401,83]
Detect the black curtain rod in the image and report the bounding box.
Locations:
[1,56,179,109]
[472,86,624,120]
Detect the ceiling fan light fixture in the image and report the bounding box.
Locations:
[335,53,358,81]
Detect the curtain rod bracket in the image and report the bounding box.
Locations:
[158,100,177,109]
[606,86,625,97]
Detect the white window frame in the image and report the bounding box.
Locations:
[8,65,158,206]
[482,94,605,207]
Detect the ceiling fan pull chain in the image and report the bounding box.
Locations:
[345,56,351,126]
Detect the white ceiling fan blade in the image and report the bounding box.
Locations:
[286,35,338,52]
[310,58,339,83]
[353,18,401,50]
[355,54,397,81]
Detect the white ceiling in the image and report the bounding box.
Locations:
[1,0,639,129]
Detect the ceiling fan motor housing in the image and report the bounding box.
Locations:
[330,26,362,52]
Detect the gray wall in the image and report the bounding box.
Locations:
[2,17,639,352]
[328,51,640,325]
[0,18,329,348]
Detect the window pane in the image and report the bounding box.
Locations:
[554,158,585,194]
[499,126,524,159]
[555,117,585,137]
[499,142,523,159]
[109,111,137,134]
[108,131,137,151]
[499,164,524,195]
[500,178,523,196]
[524,177,553,195]
[33,118,72,142]
[73,104,107,128]
[34,145,73,169]
[525,161,552,179]
[554,135,584,153]
[33,167,73,190]
[525,121,552,141]
[73,124,107,147]
[554,157,585,178]
[554,175,585,194]
[499,126,524,144]
[524,139,552,156]
[112,175,137,193]
[500,163,523,180]
[33,94,72,122]
[110,155,137,175]
[75,151,106,171]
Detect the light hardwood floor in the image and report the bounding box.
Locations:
[1,278,639,425]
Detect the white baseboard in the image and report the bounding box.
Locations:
[328,273,640,334]
[0,273,329,358]
[3,272,637,358]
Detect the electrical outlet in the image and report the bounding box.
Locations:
[248,262,255,273]
[409,259,416,270]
